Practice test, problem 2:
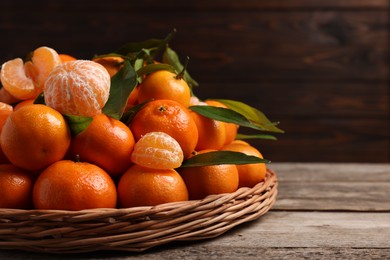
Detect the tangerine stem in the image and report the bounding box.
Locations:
[176,56,189,80]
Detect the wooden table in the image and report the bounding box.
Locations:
[1,163,389,259]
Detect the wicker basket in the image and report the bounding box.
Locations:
[0,168,277,253]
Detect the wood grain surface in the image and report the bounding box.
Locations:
[0,0,388,162]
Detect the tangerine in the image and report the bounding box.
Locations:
[0,102,13,164]
[130,99,198,158]
[44,60,110,117]
[205,100,239,145]
[131,131,184,169]
[179,149,239,200]
[0,46,61,100]
[59,54,77,63]
[118,164,188,207]
[221,142,267,188]
[92,56,124,77]
[0,164,34,209]
[137,70,191,107]
[33,160,117,210]
[189,110,226,151]
[69,113,135,177]
[0,104,71,171]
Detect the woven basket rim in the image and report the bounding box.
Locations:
[0,168,278,253]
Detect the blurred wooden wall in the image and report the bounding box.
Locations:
[0,0,389,162]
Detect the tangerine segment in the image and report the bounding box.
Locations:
[0,58,36,100]
[0,104,71,171]
[33,160,117,210]
[32,46,62,90]
[44,60,110,116]
[118,164,188,207]
[0,164,34,209]
[131,132,184,169]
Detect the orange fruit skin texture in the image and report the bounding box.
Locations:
[189,110,226,151]
[118,164,188,208]
[33,160,117,210]
[0,104,71,171]
[0,164,34,209]
[221,141,267,188]
[43,60,110,117]
[179,149,239,200]
[205,100,239,145]
[130,99,198,158]
[13,99,35,111]
[0,102,13,164]
[59,54,77,63]
[137,70,191,108]
[92,56,124,77]
[69,114,135,177]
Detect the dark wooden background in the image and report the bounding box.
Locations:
[0,0,389,162]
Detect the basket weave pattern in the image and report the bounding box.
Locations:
[0,169,277,253]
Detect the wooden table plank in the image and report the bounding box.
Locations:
[270,163,390,211]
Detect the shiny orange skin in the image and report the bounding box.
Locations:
[118,164,189,207]
[0,104,71,171]
[33,160,117,210]
[59,54,77,63]
[205,100,239,145]
[92,56,124,77]
[137,70,191,108]
[0,164,34,209]
[189,110,226,151]
[70,114,135,177]
[221,142,267,188]
[179,149,239,200]
[130,99,198,158]
[0,103,12,164]
[13,99,35,111]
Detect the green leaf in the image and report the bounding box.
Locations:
[136,63,177,79]
[212,99,284,133]
[162,46,199,88]
[236,133,277,140]
[33,93,45,105]
[180,151,269,168]
[189,105,266,131]
[64,115,93,136]
[114,29,176,60]
[121,100,150,125]
[102,60,138,120]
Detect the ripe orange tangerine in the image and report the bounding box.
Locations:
[59,54,77,63]
[0,104,71,171]
[179,149,239,200]
[0,164,34,209]
[205,100,239,145]
[137,70,191,107]
[44,60,110,117]
[221,142,267,188]
[131,132,184,169]
[92,56,124,77]
[69,113,135,177]
[189,110,226,151]
[118,164,188,207]
[130,99,198,158]
[0,102,12,164]
[33,160,117,210]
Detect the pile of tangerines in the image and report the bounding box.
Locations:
[0,35,283,211]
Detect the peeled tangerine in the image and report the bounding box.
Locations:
[44,60,110,117]
[131,132,184,169]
